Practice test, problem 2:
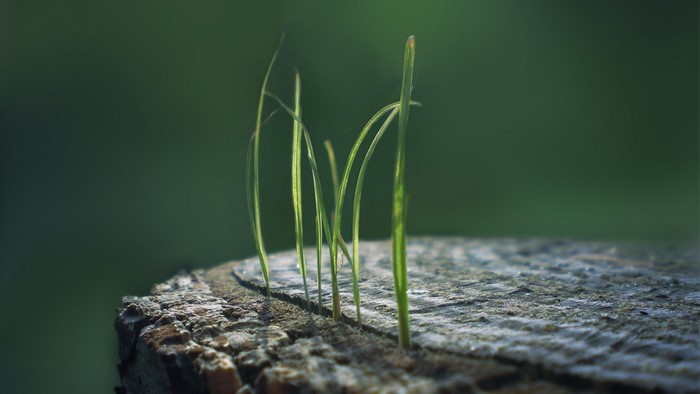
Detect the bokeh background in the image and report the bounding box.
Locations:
[1,1,697,392]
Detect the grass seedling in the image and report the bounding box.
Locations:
[291,72,311,310]
[324,139,344,319]
[329,100,419,322]
[351,106,400,326]
[329,103,400,320]
[325,140,358,277]
[323,141,340,203]
[392,35,416,350]
[246,37,282,295]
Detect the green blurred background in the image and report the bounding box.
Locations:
[1,1,697,392]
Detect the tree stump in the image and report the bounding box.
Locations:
[115,238,699,393]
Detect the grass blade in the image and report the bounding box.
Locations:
[328,102,401,320]
[324,140,340,203]
[246,36,283,295]
[323,140,344,317]
[245,133,257,249]
[328,98,420,321]
[264,91,335,313]
[313,182,325,313]
[324,141,351,270]
[291,71,310,310]
[351,106,400,325]
[323,141,355,266]
[392,35,416,350]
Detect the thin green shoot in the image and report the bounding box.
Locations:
[324,140,349,274]
[351,106,400,325]
[328,100,420,321]
[291,71,310,310]
[324,140,340,203]
[323,142,355,265]
[392,35,416,350]
[246,37,283,295]
[330,103,398,320]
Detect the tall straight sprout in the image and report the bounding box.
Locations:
[323,141,341,273]
[268,89,329,312]
[323,140,343,317]
[392,35,415,350]
[291,72,310,309]
[246,38,282,295]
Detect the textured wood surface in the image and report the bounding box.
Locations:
[116,237,699,393]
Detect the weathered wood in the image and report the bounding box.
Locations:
[116,237,699,393]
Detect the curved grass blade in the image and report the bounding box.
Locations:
[324,140,340,203]
[328,99,420,321]
[246,35,283,295]
[313,179,324,314]
[351,106,400,325]
[327,102,401,319]
[291,71,310,310]
[323,140,349,274]
[246,108,279,246]
[392,35,416,350]
[245,133,258,249]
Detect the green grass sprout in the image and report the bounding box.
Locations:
[392,35,416,350]
[324,141,350,271]
[346,102,421,325]
[246,35,283,295]
[323,140,346,293]
[324,140,340,203]
[351,107,400,325]
[328,100,418,321]
[329,103,399,320]
[324,139,355,269]
[291,71,311,310]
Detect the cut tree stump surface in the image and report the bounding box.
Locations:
[116,238,700,393]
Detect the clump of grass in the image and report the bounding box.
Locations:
[265,90,357,319]
[248,36,418,349]
[391,35,416,350]
[262,89,341,312]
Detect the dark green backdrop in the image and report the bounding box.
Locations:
[1,1,697,392]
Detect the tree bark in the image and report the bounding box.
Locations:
[116,237,699,393]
